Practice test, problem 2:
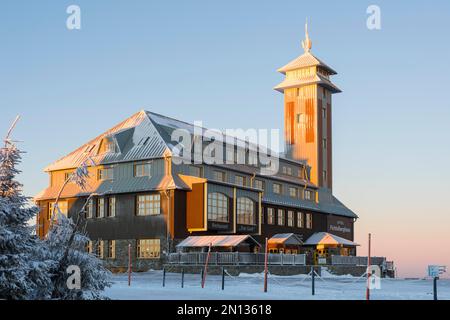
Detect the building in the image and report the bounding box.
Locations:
[35,24,358,271]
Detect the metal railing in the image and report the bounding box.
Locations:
[168,252,306,266]
[331,255,386,266]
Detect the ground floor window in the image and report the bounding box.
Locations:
[97,240,104,259]
[86,241,93,254]
[297,212,304,228]
[267,208,275,225]
[277,209,285,226]
[207,192,229,222]
[287,210,294,227]
[237,197,255,225]
[306,213,313,229]
[137,239,160,259]
[107,240,116,259]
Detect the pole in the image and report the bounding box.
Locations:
[201,243,212,288]
[366,233,371,300]
[128,244,132,286]
[222,267,225,291]
[433,277,438,301]
[264,237,268,293]
[200,269,204,286]
[181,268,184,288]
[311,266,315,296]
[162,268,166,287]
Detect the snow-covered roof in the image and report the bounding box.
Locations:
[304,232,359,247]
[176,235,261,248]
[277,51,337,75]
[268,233,303,245]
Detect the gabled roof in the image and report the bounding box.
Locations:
[44,110,170,172]
[176,235,261,248]
[268,233,303,245]
[277,52,337,75]
[274,73,341,93]
[304,232,359,247]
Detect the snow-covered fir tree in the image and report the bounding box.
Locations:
[0,138,53,300]
[44,163,111,300]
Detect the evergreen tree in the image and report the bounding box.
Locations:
[0,139,52,299]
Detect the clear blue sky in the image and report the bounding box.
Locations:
[1,0,450,278]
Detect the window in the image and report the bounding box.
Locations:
[64,171,73,181]
[287,210,294,227]
[289,187,297,198]
[237,197,255,225]
[277,209,285,226]
[207,193,228,222]
[137,194,161,216]
[304,189,313,201]
[98,167,114,181]
[306,213,313,229]
[134,163,151,177]
[322,107,326,119]
[248,151,258,166]
[213,170,226,182]
[323,170,327,183]
[48,201,68,220]
[254,179,265,191]
[97,240,104,259]
[86,198,94,219]
[296,113,301,124]
[86,241,93,254]
[137,239,160,259]
[97,198,105,218]
[235,175,246,187]
[323,138,327,149]
[282,166,293,175]
[189,166,203,177]
[107,240,116,259]
[273,183,282,194]
[297,212,304,228]
[108,197,116,217]
[267,208,275,225]
[106,140,116,153]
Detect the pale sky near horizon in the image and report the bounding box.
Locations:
[1,0,450,278]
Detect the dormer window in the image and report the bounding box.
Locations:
[99,137,116,154]
[98,167,114,181]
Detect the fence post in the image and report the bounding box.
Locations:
[200,268,204,287]
[222,267,225,291]
[311,266,315,296]
[162,267,166,287]
[264,237,268,293]
[433,277,438,300]
[181,268,184,288]
[281,252,283,266]
[127,243,132,287]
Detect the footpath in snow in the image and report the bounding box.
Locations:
[105,270,450,300]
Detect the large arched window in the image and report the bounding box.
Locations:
[237,197,255,225]
[207,192,229,222]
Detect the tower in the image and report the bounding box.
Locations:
[274,22,341,190]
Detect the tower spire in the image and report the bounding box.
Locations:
[302,19,312,53]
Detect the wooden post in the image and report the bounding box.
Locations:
[162,268,166,287]
[366,233,371,300]
[201,243,212,288]
[433,277,438,300]
[221,267,225,291]
[127,243,132,287]
[264,237,268,293]
[181,268,184,288]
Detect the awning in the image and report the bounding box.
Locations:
[304,232,359,247]
[176,235,261,248]
[268,233,303,246]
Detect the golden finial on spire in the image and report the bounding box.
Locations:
[302,18,312,53]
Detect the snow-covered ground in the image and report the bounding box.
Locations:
[105,270,450,300]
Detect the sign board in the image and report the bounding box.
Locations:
[428,265,446,278]
[318,257,327,265]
